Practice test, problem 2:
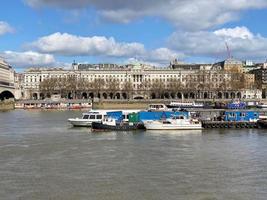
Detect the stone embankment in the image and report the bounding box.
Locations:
[0,100,14,111]
[92,100,165,109]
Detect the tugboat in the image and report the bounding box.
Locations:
[91,111,144,131]
[91,118,144,131]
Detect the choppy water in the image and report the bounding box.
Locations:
[1,110,267,200]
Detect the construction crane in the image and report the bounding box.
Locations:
[225,42,232,59]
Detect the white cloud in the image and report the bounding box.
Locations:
[214,26,254,39]
[0,21,14,35]
[29,32,145,57]
[27,32,183,65]
[0,51,56,67]
[168,26,267,60]
[144,48,185,63]
[25,0,267,30]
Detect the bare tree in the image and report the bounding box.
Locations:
[150,79,165,98]
[39,77,58,96]
[168,78,183,97]
[92,78,105,98]
[107,78,120,94]
[141,79,151,98]
[122,81,133,99]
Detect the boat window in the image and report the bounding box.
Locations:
[89,115,96,119]
[122,114,126,119]
[163,121,171,124]
[83,115,89,119]
[240,112,246,117]
[96,115,102,119]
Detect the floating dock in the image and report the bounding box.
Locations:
[202,121,258,129]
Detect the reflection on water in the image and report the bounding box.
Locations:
[0,110,267,200]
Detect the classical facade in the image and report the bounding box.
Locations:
[21,60,260,100]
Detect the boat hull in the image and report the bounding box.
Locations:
[68,118,94,127]
[91,122,144,131]
[144,124,202,130]
[166,105,203,109]
[257,105,267,108]
[143,120,202,130]
[257,120,267,128]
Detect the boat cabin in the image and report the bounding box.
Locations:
[82,112,106,120]
[148,104,168,111]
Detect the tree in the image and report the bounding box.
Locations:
[168,78,183,94]
[141,80,151,98]
[65,76,78,99]
[122,81,133,99]
[106,78,120,95]
[39,77,58,96]
[92,78,105,98]
[150,79,165,98]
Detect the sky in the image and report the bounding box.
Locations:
[1,0,267,70]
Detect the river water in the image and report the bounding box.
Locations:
[1,110,267,200]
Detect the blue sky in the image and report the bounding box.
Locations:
[1,0,267,70]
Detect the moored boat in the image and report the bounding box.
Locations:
[227,100,246,109]
[257,103,267,108]
[91,111,144,131]
[68,111,106,127]
[166,101,204,109]
[68,109,140,127]
[147,104,169,111]
[257,119,267,128]
[91,118,144,131]
[143,115,202,130]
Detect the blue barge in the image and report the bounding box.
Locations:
[202,110,259,128]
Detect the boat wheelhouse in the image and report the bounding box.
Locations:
[147,104,168,111]
[68,111,107,127]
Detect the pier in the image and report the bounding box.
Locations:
[202,121,258,129]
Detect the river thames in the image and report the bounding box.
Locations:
[1,110,267,200]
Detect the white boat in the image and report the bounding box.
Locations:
[68,111,106,127]
[68,109,140,127]
[167,101,204,108]
[147,104,169,111]
[257,103,267,108]
[143,115,202,130]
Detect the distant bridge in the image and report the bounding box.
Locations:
[0,85,15,100]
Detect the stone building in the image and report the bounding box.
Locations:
[250,64,267,98]
[0,58,15,100]
[21,60,259,100]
